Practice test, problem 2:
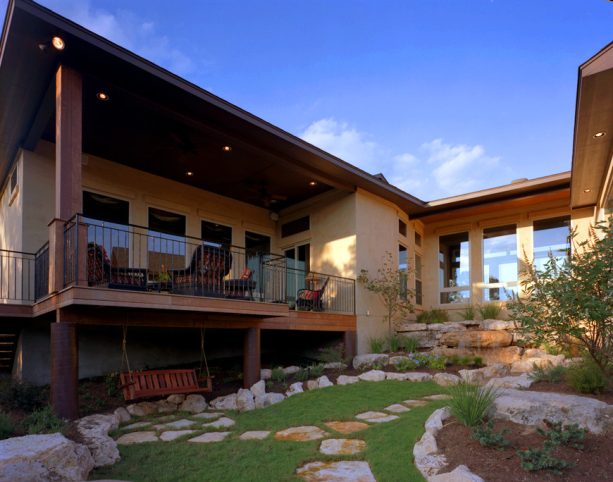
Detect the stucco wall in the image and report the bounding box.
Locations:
[0,152,23,252]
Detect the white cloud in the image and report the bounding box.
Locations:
[300,118,509,200]
[41,0,195,76]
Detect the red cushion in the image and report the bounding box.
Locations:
[240,268,253,280]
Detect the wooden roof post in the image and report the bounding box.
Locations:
[243,327,261,389]
[50,311,79,420]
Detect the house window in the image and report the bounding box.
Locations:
[399,219,407,237]
[83,191,130,259]
[415,254,423,305]
[148,208,186,272]
[281,216,310,238]
[399,244,408,298]
[245,231,271,255]
[483,224,518,301]
[533,217,570,271]
[202,220,232,247]
[415,231,422,248]
[439,232,470,304]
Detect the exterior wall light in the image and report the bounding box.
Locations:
[51,36,65,50]
[96,92,110,101]
[222,145,232,152]
[593,131,606,138]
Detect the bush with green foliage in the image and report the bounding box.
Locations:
[271,367,286,383]
[416,309,449,324]
[368,337,386,354]
[23,405,65,435]
[386,334,402,353]
[473,356,483,366]
[0,412,15,440]
[539,420,586,450]
[318,343,346,366]
[448,382,500,427]
[0,381,46,412]
[395,358,420,371]
[529,362,567,383]
[509,221,612,375]
[471,419,511,450]
[105,371,120,397]
[478,302,502,320]
[566,358,606,394]
[427,355,447,370]
[516,446,574,474]
[460,304,476,321]
[295,367,309,382]
[397,335,419,353]
[308,364,325,378]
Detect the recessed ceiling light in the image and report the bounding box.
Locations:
[96,92,110,101]
[222,145,232,152]
[583,188,591,193]
[308,181,317,186]
[186,171,194,176]
[593,131,607,138]
[51,36,65,51]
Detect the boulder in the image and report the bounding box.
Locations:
[426,322,467,333]
[0,433,94,482]
[156,400,178,413]
[433,346,523,365]
[317,375,333,388]
[250,380,266,397]
[396,322,426,332]
[413,408,453,480]
[440,330,513,348]
[180,394,208,413]
[459,364,509,384]
[126,401,157,417]
[113,407,131,424]
[283,365,300,375]
[116,431,158,445]
[286,382,304,397]
[510,354,565,373]
[76,414,120,467]
[403,372,434,382]
[389,355,410,366]
[429,465,485,482]
[358,370,386,382]
[336,375,359,385]
[236,388,256,412]
[260,368,272,380]
[167,394,186,404]
[433,373,461,387]
[306,380,319,390]
[424,407,452,434]
[405,331,438,348]
[480,319,517,331]
[254,392,285,409]
[487,373,534,390]
[353,353,389,369]
[209,393,237,411]
[493,388,613,434]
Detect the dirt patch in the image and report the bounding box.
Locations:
[437,418,613,482]
[527,380,613,404]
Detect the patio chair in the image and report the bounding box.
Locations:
[296,275,329,311]
[87,242,147,290]
[224,267,256,299]
[170,244,232,297]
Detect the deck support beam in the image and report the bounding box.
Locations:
[50,319,79,420]
[343,330,356,360]
[243,327,260,388]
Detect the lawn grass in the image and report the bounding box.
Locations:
[92,380,445,482]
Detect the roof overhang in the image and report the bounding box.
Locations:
[570,42,613,210]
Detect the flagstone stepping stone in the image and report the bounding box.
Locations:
[116,431,158,445]
[159,430,196,442]
[122,421,151,431]
[324,421,370,434]
[154,415,177,423]
[355,411,399,423]
[202,417,235,429]
[188,431,231,443]
[384,403,410,413]
[192,412,223,420]
[239,430,271,440]
[296,461,376,482]
[154,419,196,430]
[403,399,429,408]
[274,426,328,442]
[422,394,452,401]
[319,438,366,455]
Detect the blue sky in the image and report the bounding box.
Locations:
[4,1,612,200]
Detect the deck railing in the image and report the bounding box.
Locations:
[34,242,50,300]
[0,249,35,303]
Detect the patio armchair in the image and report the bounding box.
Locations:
[224,267,256,299]
[296,275,329,311]
[170,244,232,297]
[87,242,147,290]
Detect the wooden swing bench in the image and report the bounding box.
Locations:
[120,369,213,401]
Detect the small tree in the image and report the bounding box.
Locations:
[357,251,414,338]
[509,221,613,375]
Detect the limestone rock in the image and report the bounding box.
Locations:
[250,380,266,397]
[433,373,461,387]
[296,461,376,482]
[413,431,447,477]
[286,382,304,397]
[180,394,208,413]
[352,353,389,369]
[122,421,151,430]
[113,407,131,424]
[487,373,534,390]
[116,431,159,445]
[355,411,399,423]
[236,388,255,412]
[424,407,451,434]
[324,421,370,434]
[433,346,523,365]
[209,393,237,411]
[405,331,438,348]
[239,430,271,440]
[192,412,223,420]
[493,388,613,434]
[203,417,235,429]
[274,426,328,441]
[403,372,434,382]
[429,465,485,482]
[260,368,272,380]
[396,322,426,332]
[323,362,346,370]
[427,322,466,332]
[316,375,333,388]
[511,354,565,373]
[283,365,300,375]
[440,330,513,348]
[158,419,196,430]
[358,370,386,382]
[319,438,366,455]
[188,431,231,443]
[166,394,186,404]
[336,375,359,385]
[254,392,285,409]
[156,400,178,413]
[389,355,410,366]
[480,319,517,331]
[306,380,319,390]
[0,433,94,482]
[385,404,410,413]
[459,364,509,384]
[160,430,195,441]
[126,401,157,417]
[76,414,120,467]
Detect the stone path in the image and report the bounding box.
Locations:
[296,461,376,482]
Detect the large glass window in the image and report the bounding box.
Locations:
[399,244,408,299]
[415,253,423,305]
[533,217,570,271]
[201,220,232,247]
[439,232,470,304]
[483,225,518,301]
[148,208,186,272]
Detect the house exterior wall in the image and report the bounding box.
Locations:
[0,152,24,252]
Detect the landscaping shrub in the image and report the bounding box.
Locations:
[0,412,15,440]
[566,358,606,394]
[368,337,386,354]
[23,405,65,435]
[529,362,567,383]
[295,367,309,382]
[471,420,510,450]
[397,335,419,353]
[427,355,446,370]
[538,420,586,450]
[0,380,46,412]
[308,364,325,378]
[460,304,476,321]
[477,302,502,320]
[395,358,420,371]
[448,382,500,427]
[104,371,120,397]
[271,367,286,383]
[516,446,574,475]
[386,334,402,352]
[416,308,449,324]
[318,343,346,366]
[473,356,483,366]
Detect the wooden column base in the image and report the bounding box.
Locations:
[243,327,261,388]
[343,331,357,360]
[50,322,79,420]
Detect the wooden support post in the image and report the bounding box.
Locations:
[50,319,79,420]
[343,331,356,360]
[243,327,261,389]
